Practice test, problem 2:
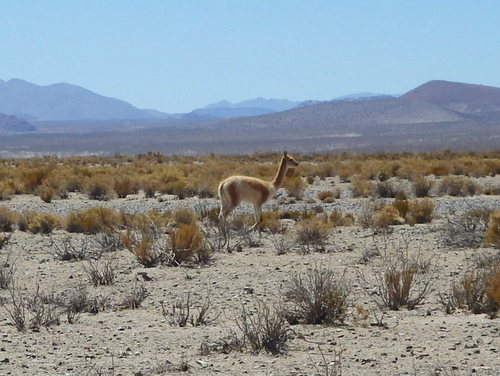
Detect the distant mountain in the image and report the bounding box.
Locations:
[332,92,396,102]
[401,80,500,114]
[186,97,300,118]
[295,93,396,109]
[0,78,167,121]
[205,97,300,111]
[0,113,36,132]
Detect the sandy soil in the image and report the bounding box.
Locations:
[0,178,499,376]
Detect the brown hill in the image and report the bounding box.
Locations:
[401,80,500,114]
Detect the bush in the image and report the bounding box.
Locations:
[258,210,283,233]
[169,223,205,265]
[376,259,433,310]
[123,227,165,267]
[444,210,489,248]
[285,265,349,325]
[283,176,306,199]
[413,177,433,197]
[484,210,500,249]
[0,181,14,201]
[392,198,409,218]
[114,176,136,198]
[66,207,119,234]
[39,187,55,203]
[295,217,331,253]
[438,176,480,197]
[26,212,62,234]
[350,175,373,198]
[440,268,499,315]
[329,211,354,227]
[173,208,197,226]
[0,207,17,232]
[86,178,113,200]
[373,206,404,230]
[317,189,340,202]
[375,181,396,198]
[236,301,290,354]
[406,198,434,225]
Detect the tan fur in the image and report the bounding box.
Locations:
[218,152,299,230]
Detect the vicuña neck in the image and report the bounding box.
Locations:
[272,158,287,187]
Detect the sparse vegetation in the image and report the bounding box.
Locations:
[285,265,350,325]
[0,150,499,373]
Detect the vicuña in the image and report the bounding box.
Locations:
[218,151,299,231]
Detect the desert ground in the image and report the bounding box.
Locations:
[0,175,499,376]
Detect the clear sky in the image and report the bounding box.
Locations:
[1,0,499,113]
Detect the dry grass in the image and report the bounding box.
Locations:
[406,198,434,225]
[350,175,373,198]
[66,207,120,234]
[0,207,17,232]
[484,210,500,249]
[295,217,332,253]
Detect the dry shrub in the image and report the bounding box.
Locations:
[295,217,332,253]
[373,206,404,230]
[444,209,489,248]
[438,176,480,197]
[484,210,500,249]
[39,187,55,203]
[427,162,450,176]
[113,176,136,198]
[283,175,306,199]
[142,180,158,198]
[0,181,15,200]
[350,175,373,198]
[285,265,349,325]
[26,212,62,234]
[413,176,433,197]
[85,177,113,201]
[487,264,500,307]
[123,226,165,267]
[406,198,434,225]
[376,256,433,310]
[83,260,115,287]
[0,254,14,289]
[258,210,283,233]
[0,207,17,232]
[440,267,499,315]
[173,208,197,226]
[329,211,354,227]
[0,232,12,251]
[317,189,340,203]
[375,181,396,198]
[235,300,290,354]
[20,168,49,194]
[392,198,409,218]
[66,207,119,234]
[229,213,255,231]
[169,223,205,265]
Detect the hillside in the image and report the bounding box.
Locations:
[401,80,500,114]
[207,97,468,132]
[0,113,36,132]
[0,79,165,121]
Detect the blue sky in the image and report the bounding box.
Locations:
[1,1,499,113]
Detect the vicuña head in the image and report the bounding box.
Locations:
[218,151,299,231]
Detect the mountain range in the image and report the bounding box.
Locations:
[1,79,500,155]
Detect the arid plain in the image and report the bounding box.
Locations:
[0,153,499,375]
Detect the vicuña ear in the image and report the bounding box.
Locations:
[283,150,288,157]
